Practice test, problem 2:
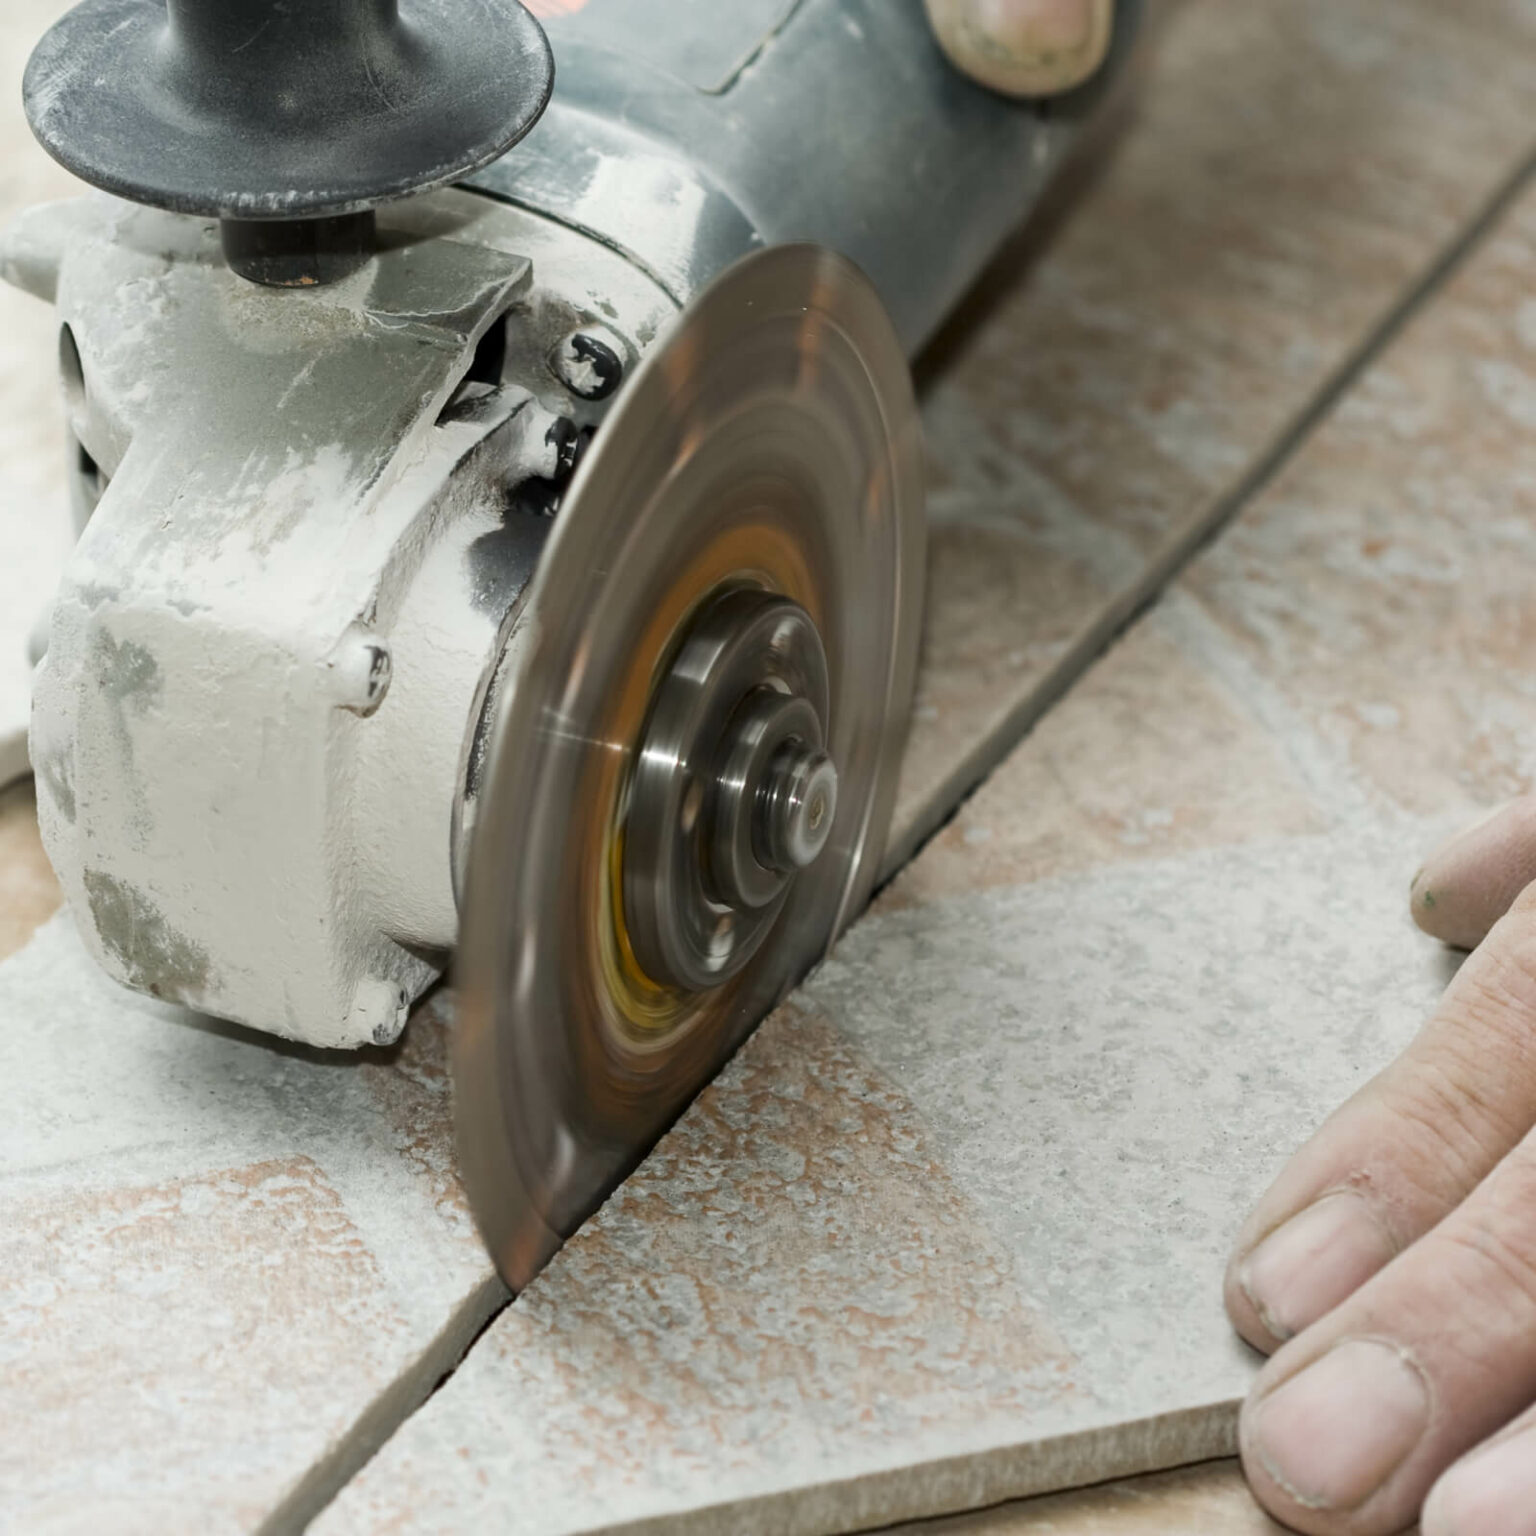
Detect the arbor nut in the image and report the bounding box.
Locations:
[757,743,839,874]
[550,327,625,401]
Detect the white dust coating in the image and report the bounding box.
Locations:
[11,187,677,1049]
[321,821,1447,1535]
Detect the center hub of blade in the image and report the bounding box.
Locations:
[622,587,838,994]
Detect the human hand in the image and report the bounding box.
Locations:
[924,0,1114,96]
[1225,798,1536,1533]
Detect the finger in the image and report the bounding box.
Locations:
[1238,1127,1536,1535]
[1422,1399,1536,1536]
[1225,887,1536,1353]
[1411,796,1536,951]
[923,0,1114,97]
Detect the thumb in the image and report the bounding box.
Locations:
[924,0,1115,98]
[1411,796,1536,950]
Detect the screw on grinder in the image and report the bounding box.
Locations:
[22,0,554,284]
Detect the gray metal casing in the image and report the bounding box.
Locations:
[473,0,1140,348]
[13,0,1139,1044]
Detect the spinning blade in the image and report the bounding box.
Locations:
[454,246,924,1289]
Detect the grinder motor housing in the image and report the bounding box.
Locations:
[10,0,1140,1049]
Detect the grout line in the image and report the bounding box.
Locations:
[293,139,1536,1536]
[264,1272,510,1536]
[879,137,1536,886]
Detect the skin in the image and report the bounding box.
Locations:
[924,0,1116,97]
[932,6,1536,1529]
[1224,797,1536,1534]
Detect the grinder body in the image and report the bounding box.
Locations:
[474,0,1138,350]
[14,0,1138,1046]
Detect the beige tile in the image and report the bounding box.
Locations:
[923,174,1536,916]
[897,0,1536,854]
[894,616,1327,909]
[0,925,502,1530]
[8,0,1536,1530]
[0,1157,411,1532]
[1182,185,1536,820]
[323,818,1449,1534]
[922,0,1536,549]
[0,778,59,961]
[345,1001,1080,1521]
[897,518,1118,845]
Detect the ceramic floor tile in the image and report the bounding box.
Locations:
[7,0,1535,1530]
[896,0,1536,859]
[894,612,1329,910]
[881,1461,1287,1535]
[1181,183,1536,821]
[319,824,1445,1535]
[936,144,1536,896]
[0,918,505,1532]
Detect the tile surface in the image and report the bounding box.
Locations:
[5,0,1536,1530]
[896,0,1536,859]
[319,827,1444,1534]
[0,919,504,1532]
[325,21,1536,1536]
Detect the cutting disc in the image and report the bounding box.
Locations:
[453,245,924,1290]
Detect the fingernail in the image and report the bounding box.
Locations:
[1240,1191,1398,1342]
[1423,1425,1536,1536]
[1247,1340,1429,1512]
[966,0,1094,58]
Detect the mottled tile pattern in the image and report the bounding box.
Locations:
[929,127,1536,902]
[1183,185,1536,822]
[1,1158,407,1532]
[330,1004,1081,1532]
[900,512,1117,852]
[6,0,1536,1530]
[896,613,1328,907]
[896,0,1536,854]
[0,921,502,1529]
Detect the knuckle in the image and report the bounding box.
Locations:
[1435,1205,1536,1327]
[1379,1050,1526,1197]
[1462,919,1536,1037]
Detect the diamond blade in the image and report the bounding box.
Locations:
[453,245,924,1290]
